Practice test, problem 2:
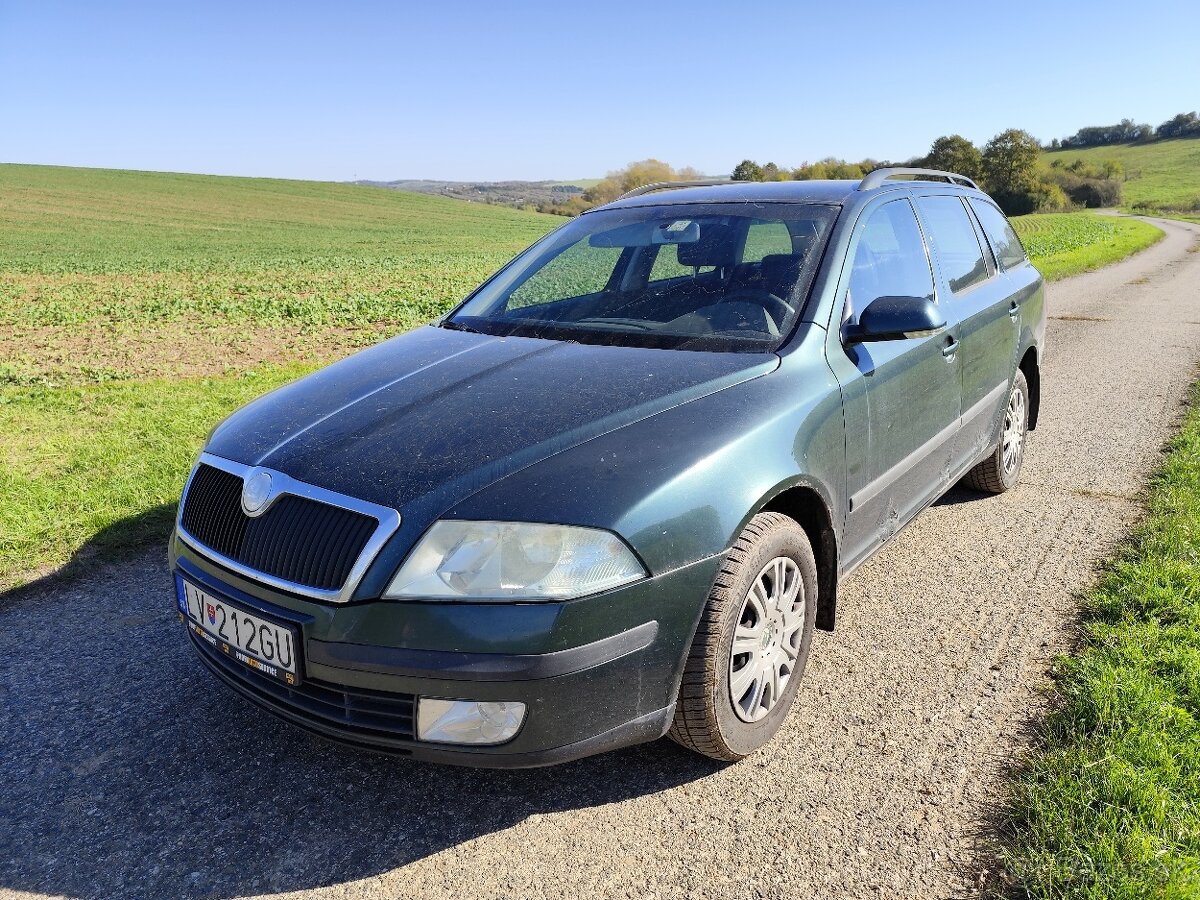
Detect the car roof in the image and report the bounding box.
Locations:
[593,180,861,211]
[591,177,988,213]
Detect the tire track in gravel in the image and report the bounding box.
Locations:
[2,217,1198,900]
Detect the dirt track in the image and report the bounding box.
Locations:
[3,217,1199,900]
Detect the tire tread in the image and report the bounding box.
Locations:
[668,512,794,761]
[964,370,1028,495]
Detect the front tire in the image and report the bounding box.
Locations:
[964,369,1029,494]
[668,512,817,761]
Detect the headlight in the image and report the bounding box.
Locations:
[383,520,646,600]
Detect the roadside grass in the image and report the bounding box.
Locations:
[1042,138,1200,211]
[999,386,1200,898]
[0,366,311,591]
[1011,212,1163,281]
[0,168,1168,589]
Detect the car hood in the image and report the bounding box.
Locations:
[205,325,778,512]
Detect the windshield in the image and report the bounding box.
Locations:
[446,202,838,352]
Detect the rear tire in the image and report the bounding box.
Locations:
[668,512,817,762]
[964,369,1029,494]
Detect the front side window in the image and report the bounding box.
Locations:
[508,242,622,309]
[449,203,838,352]
[969,199,1027,270]
[845,199,935,323]
[916,196,989,294]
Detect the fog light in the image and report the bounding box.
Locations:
[416,697,526,745]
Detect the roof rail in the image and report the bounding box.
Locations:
[857,167,979,191]
[617,179,733,200]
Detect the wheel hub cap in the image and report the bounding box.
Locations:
[1002,384,1026,475]
[728,556,805,723]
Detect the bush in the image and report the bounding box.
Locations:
[1070,179,1122,208]
[1032,182,1074,213]
[1043,167,1123,208]
[991,182,1073,216]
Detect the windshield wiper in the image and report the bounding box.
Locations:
[440,319,483,335]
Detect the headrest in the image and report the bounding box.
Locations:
[759,253,804,288]
[677,224,739,268]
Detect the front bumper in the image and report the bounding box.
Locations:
[171,533,721,767]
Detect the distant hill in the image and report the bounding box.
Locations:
[1042,137,1200,210]
[357,178,596,211]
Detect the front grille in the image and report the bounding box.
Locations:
[180,463,378,593]
[190,627,417,742]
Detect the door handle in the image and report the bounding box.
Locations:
[1008,301,1020,320]
[941,337,960,358]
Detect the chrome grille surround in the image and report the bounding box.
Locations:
[176,451,402,603]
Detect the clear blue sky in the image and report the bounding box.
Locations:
[2,0,1198,182]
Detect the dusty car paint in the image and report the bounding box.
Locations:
[172,178,1045,766]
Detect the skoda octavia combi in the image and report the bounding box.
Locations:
[171,168,1045,765]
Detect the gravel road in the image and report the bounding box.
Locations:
[3,217,1199,900]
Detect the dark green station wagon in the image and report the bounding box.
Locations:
[171,168,1045,766]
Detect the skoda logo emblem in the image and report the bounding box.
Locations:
[241,469,275,517]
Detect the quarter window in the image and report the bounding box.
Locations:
[969,199,1028,270]
[917,196,989,294]
[845,200,935,322]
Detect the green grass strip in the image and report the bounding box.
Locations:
[999,385,1200,898]
[0,365,313,591]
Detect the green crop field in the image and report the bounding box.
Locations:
[1043,137,1200,211]
[0,164,560,387]
[1011,212,1163,281]
[0,166,1164,590]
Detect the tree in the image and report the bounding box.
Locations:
[761,162,782,181]
[981,129,1041,194]
[923,134,982,181]
[1157,111,1200,139]
[584,159,695,205]
[731,159,763,182]
[1060,118,1155,148]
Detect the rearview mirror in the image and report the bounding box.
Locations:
[589,220,700,248]
[846,295,945,343]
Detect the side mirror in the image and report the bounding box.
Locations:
[846,295,945,343]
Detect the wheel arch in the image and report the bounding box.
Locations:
[754,480,839,632]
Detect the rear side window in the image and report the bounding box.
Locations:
[742,220,794,263]
[845,199,935,321]
[917,196,989,294]
[969,199,1027,270]
[648,244,714,283]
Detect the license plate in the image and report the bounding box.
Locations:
[178,578,301,685]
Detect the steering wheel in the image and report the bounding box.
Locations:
[720,289,795,326]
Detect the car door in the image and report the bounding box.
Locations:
[828,197,963,572]
[914,194,1019,469]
